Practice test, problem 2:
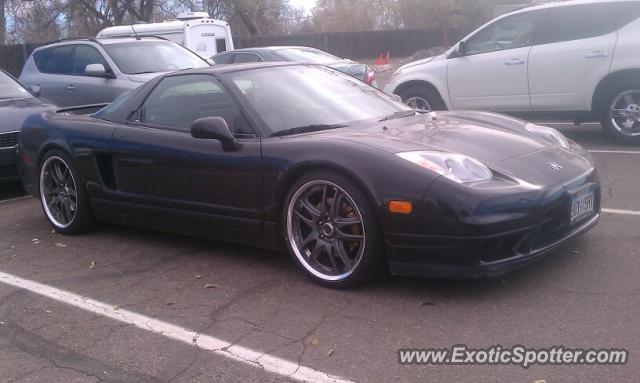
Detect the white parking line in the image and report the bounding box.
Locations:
[602,208,640,216]
[0,271,353,383]
[588,150,640,155]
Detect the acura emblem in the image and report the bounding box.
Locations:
[546,161,563,171]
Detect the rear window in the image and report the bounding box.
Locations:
[274,48,341,63]
[216,38,227,53]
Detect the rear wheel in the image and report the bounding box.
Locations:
[398,85,446,111]
[599,80,640,143]
[283,172,384,288]
[38,150,94,234]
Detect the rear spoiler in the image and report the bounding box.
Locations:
[55,103,109,115]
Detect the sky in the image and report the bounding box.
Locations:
[288,0,317,14]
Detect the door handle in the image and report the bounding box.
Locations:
[505,58,525,66]
[117,158,153,168]
[585,50,608,59]
[65,84,76,91]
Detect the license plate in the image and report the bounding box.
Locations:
[569,184,595,224]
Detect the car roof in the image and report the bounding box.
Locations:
[219,46,323,55]
[507,0,639,16]
[34,36,173,50]
[175,62,310,75]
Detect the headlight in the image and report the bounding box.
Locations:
[525,124,570,149]
[396,151,493,183]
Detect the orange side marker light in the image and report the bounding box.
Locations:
[388,200,413,214]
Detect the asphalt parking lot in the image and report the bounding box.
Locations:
[1,122,639,383]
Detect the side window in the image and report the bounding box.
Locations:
[72,45,109,75]
[141,74,252,135]
[234,53,263,63]
[33,48,52,72]
[42,45,74,74]
[536,4,612,45]
[213,52,235,64]
[465,12,539,55]
[606,2,640,31]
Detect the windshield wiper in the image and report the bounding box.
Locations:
[129,70,157,75]
[271,124,347,137]
[378,110,417,122]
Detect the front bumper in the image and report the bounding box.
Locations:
[387,213,599,278]
[386,168,601,278]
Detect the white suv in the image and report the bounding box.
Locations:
[384,0,640,143]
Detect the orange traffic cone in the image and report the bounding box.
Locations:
[376,53,384,65]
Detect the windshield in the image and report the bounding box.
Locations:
[104,42,208,75]
[274,48,342,64]
[225,65,411,136]
[0,71,33,100]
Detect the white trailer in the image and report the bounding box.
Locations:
[96,12,234,59]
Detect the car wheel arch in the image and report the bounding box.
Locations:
[36,141,74,172]
[393,80,447,108]
[592,69,640,113]
[273,162,385,240]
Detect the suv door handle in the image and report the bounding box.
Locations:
[65,84,76,91]
[585,50,608,59]
[505,58,525,66]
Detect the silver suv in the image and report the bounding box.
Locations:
[19,37,209,107]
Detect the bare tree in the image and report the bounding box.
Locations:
[0,0,5,44]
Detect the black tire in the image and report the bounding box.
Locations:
[598,79,640,144]
[282,171,385,288]
[398,85,447,111]
[37,149,94,234]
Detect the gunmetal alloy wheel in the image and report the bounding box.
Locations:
[405,96,432,111]
[40,156,78,229]
[609,90,640,137]
[286,180,366,281]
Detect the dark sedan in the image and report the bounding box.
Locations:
[211,46,377,87]
[18,63,600,287]
[0,69,54,183]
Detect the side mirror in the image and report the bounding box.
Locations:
[191,116,242,151]
[29,85,42,97]
[85,63,108,78]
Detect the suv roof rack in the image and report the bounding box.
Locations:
[98,35,169,41]
[44,37,102,46]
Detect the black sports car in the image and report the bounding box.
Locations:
[0,69,54,183]
[18,63,600,287]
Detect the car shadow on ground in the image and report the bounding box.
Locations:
[0,181,27,201]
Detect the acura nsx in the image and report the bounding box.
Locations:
[17,63,600,287]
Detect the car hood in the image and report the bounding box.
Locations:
[397,54,445,71]
[127,71,169,83]
[314,111,551,165]
[0,97,56,133]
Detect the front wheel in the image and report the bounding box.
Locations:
[38,149,94,234]
[283,172,385,288]
[599,82,640,144]
[398,85,446,111]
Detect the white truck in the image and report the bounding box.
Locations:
[96,12,234,59]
